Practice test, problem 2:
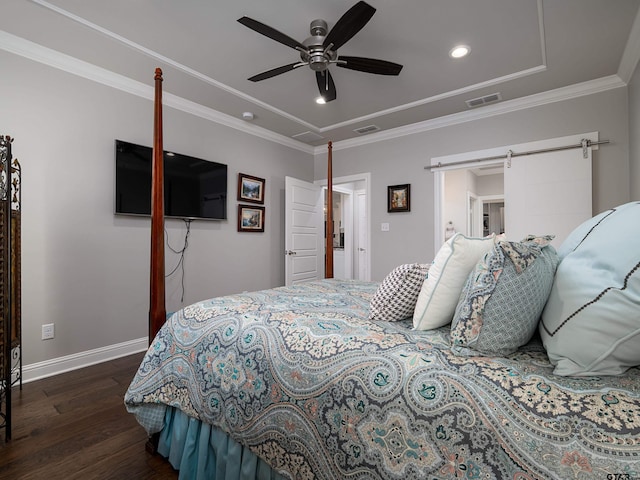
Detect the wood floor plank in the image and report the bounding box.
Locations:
[0,352,178,479]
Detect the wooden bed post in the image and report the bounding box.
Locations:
[149,68,166,344]
[325,141,333,279]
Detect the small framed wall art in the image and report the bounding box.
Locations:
[387,184,411,212]
[238,204,265,232]
[238,173,265,204]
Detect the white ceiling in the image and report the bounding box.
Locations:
[2,0,640,148]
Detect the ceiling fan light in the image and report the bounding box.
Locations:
[449,45,470,58]
[316,96,326,104]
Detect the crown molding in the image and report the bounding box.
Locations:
[31,0,549,137]
[0,29,627,158]
[319,65,547,134]
[320,1,547,134]
[0,29,314,154]
[618,5,640,83]
[321,74,626,154]
[28,0,319,134]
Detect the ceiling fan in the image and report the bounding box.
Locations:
[237,1,403,102]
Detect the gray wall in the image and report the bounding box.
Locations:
[1,49,636,369]
[630,63,640,201]
[0,51,313,365]
[476,173,504,197]
[316,87,630,281]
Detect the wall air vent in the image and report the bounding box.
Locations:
[354,125,381,135]
[465,92,502,109]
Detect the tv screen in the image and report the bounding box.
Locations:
[115,140,227,220]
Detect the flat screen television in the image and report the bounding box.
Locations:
[115,139,227,220]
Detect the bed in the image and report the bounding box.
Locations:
[124,70,640,479]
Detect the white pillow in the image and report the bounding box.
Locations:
[413,233,495,330]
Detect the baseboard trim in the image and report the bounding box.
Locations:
[22,337,149,383]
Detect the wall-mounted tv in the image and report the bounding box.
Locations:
[115,140,227,220]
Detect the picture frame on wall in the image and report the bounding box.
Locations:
[238,204,265,232]
[238,173,265,204]
[387,184,411,212]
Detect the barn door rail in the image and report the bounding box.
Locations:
[425,139,609,171]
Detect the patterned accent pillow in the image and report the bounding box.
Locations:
[450,235,558,357]
[541,201,640,376]
[369,263,430,321]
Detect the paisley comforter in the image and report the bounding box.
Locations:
[125,279,640,479]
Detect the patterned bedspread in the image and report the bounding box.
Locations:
[125,280,640,479]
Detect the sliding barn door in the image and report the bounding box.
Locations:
[504,144,592,247]
[433,132,597,254]
[285,177,323,285]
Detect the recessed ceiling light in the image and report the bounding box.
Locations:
[315,96,326,105]
[242,111,254,121]
[449,45,470,59]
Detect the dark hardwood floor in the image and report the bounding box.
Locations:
[0,352,178,479]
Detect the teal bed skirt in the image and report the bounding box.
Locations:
[157,407,287,480]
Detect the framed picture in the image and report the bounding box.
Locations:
[387,184,411,212]
[237,173,265,204]
[238,204,265,232]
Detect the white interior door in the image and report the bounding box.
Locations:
[504,145,592,247]
[355,190,369,281]
[285,177,323,285]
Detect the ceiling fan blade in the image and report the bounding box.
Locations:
[238,16,306,51]
[323,1,376,51]
[316,70,336,102]
[337,56,403,75]
[248,63,302,82]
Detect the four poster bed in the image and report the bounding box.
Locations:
[125,70,640,479]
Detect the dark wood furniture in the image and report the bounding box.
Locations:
[0,135,22,442]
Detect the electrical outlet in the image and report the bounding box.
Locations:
[42,323,55,340]
[381,222,390,232]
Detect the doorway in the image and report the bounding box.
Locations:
[480,197,505,237]
[441,166,504,241]
[317,173,371,281]
[284,174,371,286]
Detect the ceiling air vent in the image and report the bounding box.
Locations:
[292,131,325,143]
[354,125,381,135]
[465,92,502,109]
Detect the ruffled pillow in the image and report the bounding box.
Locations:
[450,235,558,356]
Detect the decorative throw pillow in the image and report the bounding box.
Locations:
[450,235,558,356]
[369,263,430,321]
[413,233,495,330]
[540,201,640,376]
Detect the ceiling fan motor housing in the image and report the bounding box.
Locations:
[309,19,328,36]
[301,19,337,71]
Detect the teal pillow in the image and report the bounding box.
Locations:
[451,236,558,356]
[540,202,640,376]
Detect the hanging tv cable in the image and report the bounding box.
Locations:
[165,219,192,303]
